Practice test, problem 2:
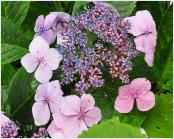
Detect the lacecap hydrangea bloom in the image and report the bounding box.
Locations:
[57,1,138,94]
[18,2,157,138]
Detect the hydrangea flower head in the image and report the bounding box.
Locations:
[47,94,102,138]
[21,36,62,83]
[32,80,63,126]
[57,2,138,93]
[124,10,157,66]
[114,78,155,113]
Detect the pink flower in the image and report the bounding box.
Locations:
[47,94,102,138]
[34,12,70,44]
[0,111,10,127]
[32,80,63,126]
[34,13,58,44]
[124,10,157,66]
[21,36,62,83]
[114,78,155,113]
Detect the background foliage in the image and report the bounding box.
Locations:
[1,1,173,138]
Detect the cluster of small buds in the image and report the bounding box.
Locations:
[107,51,132,84]
[57,19,92,85]
[57,1,138,93]
[93,42,108,66]
[74,2,131,50]
[1,121,19,138]
[75,67,104,94]
[32,128,49,138]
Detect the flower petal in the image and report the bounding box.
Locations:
[60,95,81,116]
[136,91,155,111]
[21,53,39,73]
[118,85,133,98]
[134,36,146,53]
[34,63,53,83]
[125,10,156,37]
[53,112,84,137]
[51,12,70,22]
[44,12,58,30]
[35,83,48,101]
[32,101,50,126]
[80,94,95,113]
[47,80,62,95]
[34,15,44,32]
[63,117,83,138]
[48,91,63,114]
[84,107,102,127]
[144,52,154,67]
[130,78,151,95]
[29,36,49,58]
[47,121,65,138]
[144,34,156,67]
[43,48,62,70]
[124,16,145,36]
[114,96,134,113]
[136,10,156,32]
[49,97,62,114]
[53,111,68,129]
[38,29,56,45]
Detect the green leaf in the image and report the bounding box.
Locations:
[2,43,28,65]
[129,55,157,83]
[72,1,87,15]
[159,1,171,16]
[142,93,173,137]
[1,86,10,115]
[1,64,16,115]
[112,108,147,127]
[153,5,173,92]
[1,17,30,47]
[107,1,136,17]
[2,1,30,25]
[8,68,35,124]
[80,117,147,138]
[53,1,63,11]
[2,64,16,86]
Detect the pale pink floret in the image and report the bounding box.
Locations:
[32,80,63,126]
[34,13,57,44]
[114,78,155,113]
[47,94,102,138]
[124,10,157,66]
[21,36,62,83]
[35,12,70,44]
